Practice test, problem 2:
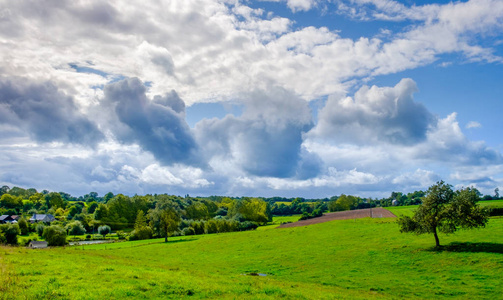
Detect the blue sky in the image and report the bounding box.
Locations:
[0,0,502,198]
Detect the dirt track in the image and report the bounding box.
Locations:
[277,208,396,228]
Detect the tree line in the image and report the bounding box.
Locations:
[0,186,272,246]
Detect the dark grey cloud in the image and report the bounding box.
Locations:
[103,78,202,166]
[195,86,319,178]
[311,78,435,145]
[0,78,103,145]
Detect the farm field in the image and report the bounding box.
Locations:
[1,213,502,299]
[278,208,395,228]
[387,199,503,217]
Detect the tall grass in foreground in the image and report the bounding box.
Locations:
[1,213,502,299]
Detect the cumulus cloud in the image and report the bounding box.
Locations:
[286,0,318,12]
[195,86,318,178]
[101,78,202,166]
[412,113,501,165]
[0,78,103,146]
[310,78,435,145]
[0,0,502,197]
[2,0,500,107]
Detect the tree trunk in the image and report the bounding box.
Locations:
[164,232,168,243]
[433,229,440,248]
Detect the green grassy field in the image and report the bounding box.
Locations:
[1,212,502,299]
[387,199,503,217]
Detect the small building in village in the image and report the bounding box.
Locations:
[29,214,56,223]
[28,241,48,249]
[0,215,13,224]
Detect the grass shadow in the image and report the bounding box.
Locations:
[428,242,503,254]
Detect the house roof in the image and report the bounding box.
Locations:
[0,215,12,221]
[29,214,55,221]
[28,241,48,248]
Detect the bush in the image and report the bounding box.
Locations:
[191,221,205,235]
[204,219,218,234]
[18,217,29,235]
[19,236,37,247]
[239,221,258,231]
[0,224,20,245]
[129,226,153,240]
[181,227,195,236]
[98,225,111,238]
[35,223,46,237]
[66,221,86,236]
[488,206,503,216]
[42,225,67,246]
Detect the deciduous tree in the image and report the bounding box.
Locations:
[397,181,489,248]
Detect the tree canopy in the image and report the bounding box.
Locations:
[397,181,489,248]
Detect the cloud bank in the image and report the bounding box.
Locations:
[0,0,502,197]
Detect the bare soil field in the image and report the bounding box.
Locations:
[277,208,396,228]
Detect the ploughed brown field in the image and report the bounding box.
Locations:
[277,208,396,228]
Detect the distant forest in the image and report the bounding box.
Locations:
[0,185,500,246]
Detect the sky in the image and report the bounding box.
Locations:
[0,0,502,199]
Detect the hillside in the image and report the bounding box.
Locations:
[1,212,502,299]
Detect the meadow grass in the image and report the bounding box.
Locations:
[1,213,502,299]
[387,199,503,217]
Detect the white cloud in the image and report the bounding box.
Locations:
[466,121,482,129]
[309,78,434,145]
[0,0,502,197]
[286,0,317,12]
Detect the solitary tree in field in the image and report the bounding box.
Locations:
[397,181,489,248]
[150,205,180,242]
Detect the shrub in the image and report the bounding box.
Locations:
[19,236,37,247]
[488,206,503,216]
[116,231,127,240]
[191,221,205,235]
[42,225,67,246]
[98,225,111,238]
[18,217,29,235]
[181,227,195,236]
[0,224,20,245]
[239,221,258,231]
[35,223,46,237]
[204,219,218,234]
[129,226,153,240]
[66,221,86,236]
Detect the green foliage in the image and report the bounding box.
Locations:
[181,227,195,236]
[487,206,503,216]
[42,225,67,246]
[228,198,272,225]
[101,194,149,229]
[0,185,10,196]
[18,217,29,235]
[328,194,360,212]
[129,211,153,241]
[98,225,111,238]
[87,201,99,214]
[1,215,502,299]
[204,219,218,234]
[185,202,210,220]
[149,199,181,242]
[66,221,86,236]
[35,223,46,237]
[46,192,65,209]
[397,181,489,247]
[0,223,20,245]
[0,194,23,210]
[94,203,109,221]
